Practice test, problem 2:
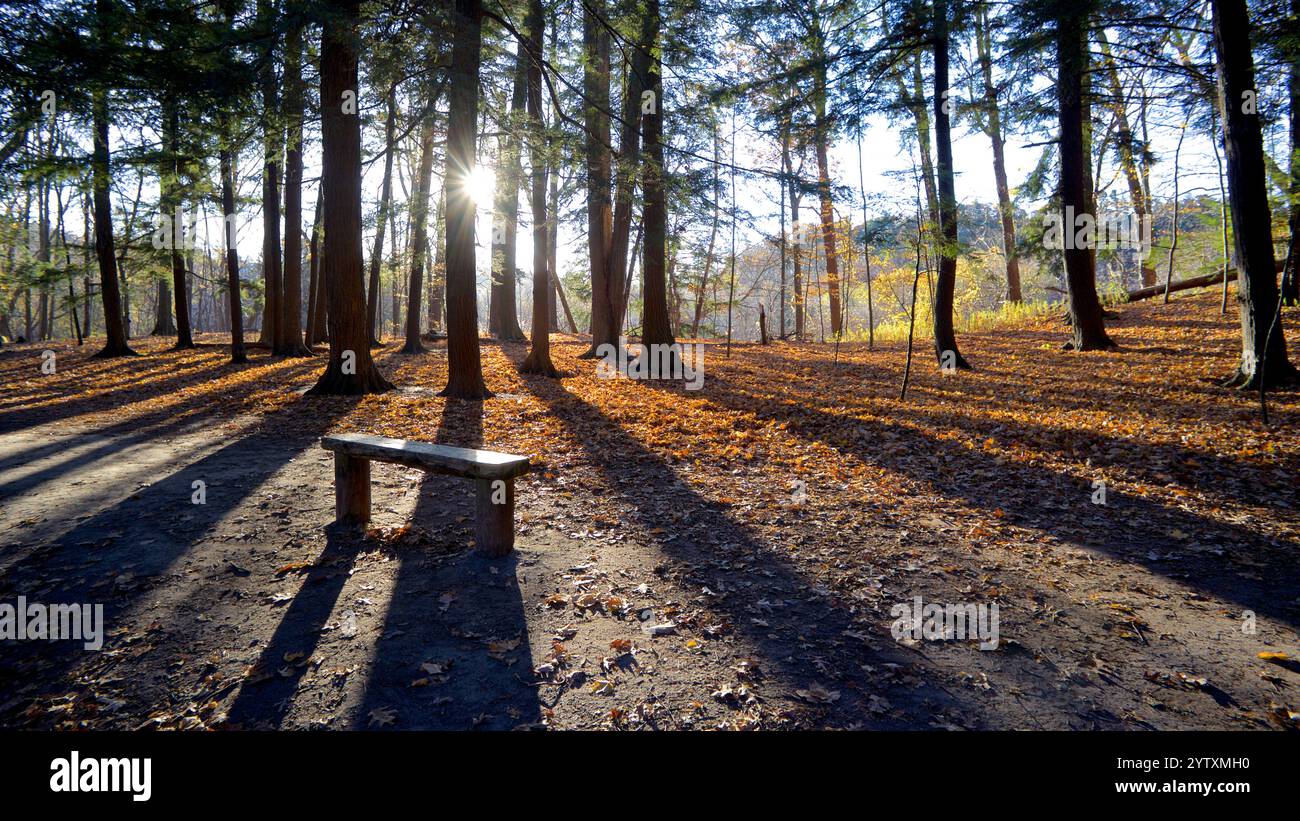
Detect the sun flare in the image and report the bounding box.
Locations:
[466,165,495,205]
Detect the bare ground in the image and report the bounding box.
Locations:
[2,299,1299,730]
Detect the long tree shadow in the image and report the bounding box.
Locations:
[222,521,367,729]
[349,395,540,730]
[0,414,353,728]
[224,395,539,730]
[685,371,1300,631]
[0,346,299,434]
[0,378,289,499]
[0,354,216,416]
[517,368,988,728]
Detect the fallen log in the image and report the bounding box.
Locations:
[1125,269,1236,302]
[1124,259,1284,303]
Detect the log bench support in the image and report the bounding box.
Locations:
[334,453,371,525]
[321,433,530,557]
[474,478,515,557]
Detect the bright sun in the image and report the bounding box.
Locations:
[467,166,495,204]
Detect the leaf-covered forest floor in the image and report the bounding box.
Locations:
[2,289,1298,730]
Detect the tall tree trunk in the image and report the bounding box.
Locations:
[37,149,51,342]
[581,0,612,353]
[1058,4,1115,351]
[554,268,578,332]
[693,118,721,338]
[1097,29,1155,288]
[1212,0,1296,386]
[305,205,317,337]
[368,85,396,346]
[666,232,681,336]
[932,0,968,368]
[90,9,134,359]
[279,19,311,355]
[82,195,94,337]
[441,0,491,397]
[899,55,940,244]
[520,0,560,376]
[492,46,527,341]
[258,0,282,349]
[307,0,393,395]
[780,127,790,340]
[428,189,446,334]
[115,165,145,339]
[790,169,804,341]
[37,287,49,341]
[403,114,435,354]
[220,139,246,363]
[307,187,326,344]
[811,24,841,337]
[152,279,175,334]
[548,150,561,331]
[150,130,179,341]
[640,0,673,352]
[588,2,651,356]
[545,19,561,334]
[975,2,1022,302]
[163,99,194,348]
[55,181,84,344]
[621,219,643,334]
[1286,0,1300,305]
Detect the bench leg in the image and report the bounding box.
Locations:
[334,453,371,524]
[474,477,515,557]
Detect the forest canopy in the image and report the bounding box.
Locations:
[0,0,1296,396]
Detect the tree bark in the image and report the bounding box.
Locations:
[90,7,135,360]
[403,114,435,354]
[368,86,396,346]
[279,19,311,356]
[428,189,446,334]
[82,195,94,337]
[1057,4,1116,351]
[441,0,491,397]
[307,187,327,344]
[790,168,804,341]
[257,0,282,350]
[307,0,393,395]
[1212,0,1296,386]
[1097,29,1156,288]
[932,0,969,368]
[640,0,673,353]
[1286,0,1300,305]
[693,118,721,338]
[547,142,561,332]
[163,98,194,348]
[519,0,561,377]
[220,140,246,363]
[812,41,841,338]
[898,55,940,245]
[587,1,650,357]
[152,279,175,335]
[492,45,527,341]
[579,0,615,356]
[974,2,1022,302]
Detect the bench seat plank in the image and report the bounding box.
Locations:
[321,433,530,480]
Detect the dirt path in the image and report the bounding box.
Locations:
[3,296,1300,731]
[2,409,1296,730]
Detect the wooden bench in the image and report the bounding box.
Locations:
[321,433,531,557]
